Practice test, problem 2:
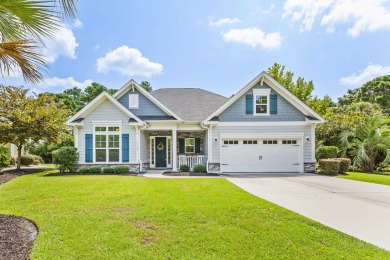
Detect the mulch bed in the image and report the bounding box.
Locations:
[0,215,39,260]
[0,168,55,185]
[163,171,220,176]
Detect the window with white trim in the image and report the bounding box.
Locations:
[263,140,277,144]
[223,140,239,145]
[243,140,258,144]
[253,89,270,115]
[94,126,120,162]
[282,140,297,145]
[129,94,139,109]
[185,138,195,153]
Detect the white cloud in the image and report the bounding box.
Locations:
[283,0,390,36]
[40,24,78,63]
[222,27,282,50]
[96,46,163,77]
[209,17,242,27]
[94,45,100,50]
[73,19,83,29]
[40,77,93,90]
[251,4,276,15]
[339,64,390,87]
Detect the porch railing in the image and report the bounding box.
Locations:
[178,155,207,171]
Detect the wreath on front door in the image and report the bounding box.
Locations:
[157,142,165,151]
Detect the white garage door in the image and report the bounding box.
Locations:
[221,139,301,173]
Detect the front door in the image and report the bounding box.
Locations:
[155,137,167,167]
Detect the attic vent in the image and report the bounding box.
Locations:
[129,94,139,109]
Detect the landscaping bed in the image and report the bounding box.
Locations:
[163,171,219,176]
[0,168,55,185]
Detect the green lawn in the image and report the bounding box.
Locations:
[338,171,390,186]
[0,171,389,259]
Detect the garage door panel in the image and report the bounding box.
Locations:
[221,139,301,173]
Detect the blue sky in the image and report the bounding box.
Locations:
[4,0,390,101]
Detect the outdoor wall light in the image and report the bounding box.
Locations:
[305,137,310,142]
[214,137,218,143]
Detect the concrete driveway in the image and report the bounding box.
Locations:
[226,173,390,251]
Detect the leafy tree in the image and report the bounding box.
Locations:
[26,139,74,163]
[0,85,72,169]
[0,0,78,84]
[82,82,117,103]
[0,145,10,170]
[140,81,153,92]
[317,102,382,146]
[340,116,390,172]
[267,63,332,116]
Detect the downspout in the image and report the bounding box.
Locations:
[137,123,149,172]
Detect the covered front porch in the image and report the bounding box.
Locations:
[141,129,208,171]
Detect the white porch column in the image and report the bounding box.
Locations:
[172,128,177,171]
[208,125,213,162]
[74,127,79,149]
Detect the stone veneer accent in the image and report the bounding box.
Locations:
[79,164,141,173]
[208,162,220,173]
[304,162,316,173]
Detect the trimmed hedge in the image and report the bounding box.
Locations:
[334,158,351,173]
[21,155,35,166]
[0,145,10,169]
[193,164,207,173]
[113,166,129,174]
[79,168,90,174]
[103,167,115,174]
[318,159,340,175]
[180,164,190,172]
[316,146,339,160]
[89,166,102,174]
[52,147,79,173]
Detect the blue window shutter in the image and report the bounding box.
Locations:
[270,94,277,115]
[122,134,129,163]
[246,94,253,114]
[85,134,93,163]
[179,139,185,153]
[195,138,201,153]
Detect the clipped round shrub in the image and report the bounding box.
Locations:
[319,159,340,175]
[0,145,10,169]
[113,166,129,174]
[52,147,79,173]
[79,168,90,174]
[103,167,115,174]
[89,166,102,174]
[316,146,339,160]
[180,164,190,172]
[9,157,16,166]
[193,164,206,173]
[21,155,35,166]
[334,158,351,173]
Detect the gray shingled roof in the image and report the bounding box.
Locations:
[151,88,228,122]
[129,116,177,122]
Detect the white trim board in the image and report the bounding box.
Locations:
[215,121,314,126]
[112,79,183,121]
[219,133,305,139]
[203,71,325,124]
[66,92,143,125]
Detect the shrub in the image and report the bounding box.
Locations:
[0,145,10,169]
[21,155,35,166]
[180,164,190,172]
[89,166,102,174]
[193,164,207,173]
[316,146,339,160]
[52,147,79,173]
[113,166,129,174]
[10,157,16,166]
[79,168,90,174]
[334,158,351,173]
[103,167,114,174]
[319,159,340,175]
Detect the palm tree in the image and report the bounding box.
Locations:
[340,116,390,172]
[0,0,78,84]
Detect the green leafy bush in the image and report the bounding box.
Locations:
[0,145,10,169]
[52,147,79,173]
[79,168,90,174]
[319,159,340,175]
[21,155,35,166]
[103,167,114,174]
[316,146,339,160]
[113,166,129,174]
[9,157,16,166]
[193,164,206,173]
[180,164,190,172]
[89,166,102,174]
[334,158,351,173]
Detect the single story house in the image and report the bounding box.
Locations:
[66,71,325,174]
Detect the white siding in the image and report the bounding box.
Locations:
[140,131,149,163]
[212,125,312,163]
[77,100,137,163]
